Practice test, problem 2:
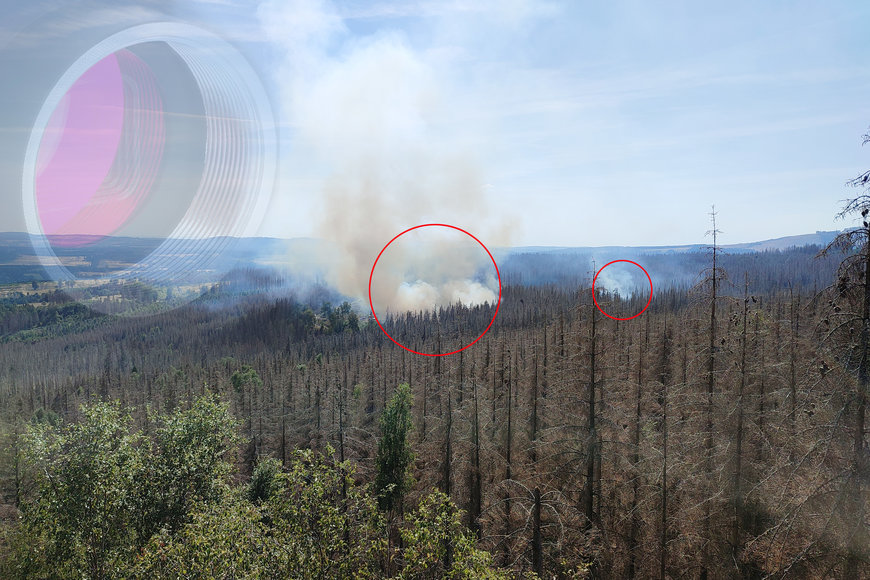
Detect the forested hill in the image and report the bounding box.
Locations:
[501,243,839,295]
[0,216,866,577]
[0,268,863,576]
[0,231,844,295]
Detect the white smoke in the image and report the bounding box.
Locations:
[395,281,438,312]
[393,279,496,314]
[372,227,498,315]
[444,280,497,306]
[594,261,644,297]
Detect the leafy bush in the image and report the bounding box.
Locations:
[3,396,506,579]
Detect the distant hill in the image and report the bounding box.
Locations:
[0,230,844,292]
[506,230,842,255]
[722,230,840,252]
[498,231,843,294]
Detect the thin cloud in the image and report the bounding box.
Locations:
[5,5,166,48]
[337,0,559,22]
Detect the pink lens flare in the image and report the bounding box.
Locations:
[22,22,277,306]
[35,50,164,246]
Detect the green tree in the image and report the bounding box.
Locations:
[130,492,268,579]
[134,448,384,579]
[5,396,239,579]
[261,448,384,578]
[9,402,144,579]
[399,491,508,580]
[247,456,283,505]
[2,393,512,579]
[231,364,263,393]
[375,383,415,514]
[135,397,240,541]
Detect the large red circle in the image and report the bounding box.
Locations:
[592,260,653,321]
[368,224,502,357]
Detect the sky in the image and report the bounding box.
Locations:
[2,0,870,248]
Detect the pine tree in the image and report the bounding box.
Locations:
[819,137,870,574]
[374,383,414,514]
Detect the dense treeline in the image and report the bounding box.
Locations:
[0,258,866,577]
[0,212,867,576]
[499,244,839,295]
[0,244,838,345]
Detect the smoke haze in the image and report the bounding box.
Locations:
[594,262,646,298]
[258,0,509,312]
[371,227,498,315]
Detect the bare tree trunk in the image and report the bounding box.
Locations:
[702,208,720,580]
[845,223,870,576]
[628,315,648,578]
[443,388,453,571]
[458,348,465,405]
[532,487,543,577]
[502,347,513,566]
[732,275,750,573]
[442,387,452,496]
[583,301,597,525]
[12,427,21,507]
[338,373,349,546]
[280,396,286,467]
[755,308,766,464]
[531,336,540,465]
[789,288,799,455]
[469,380,482,538]
[658,324,672,580]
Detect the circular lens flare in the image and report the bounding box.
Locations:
[35,50,164,247]
[22,23,277,315]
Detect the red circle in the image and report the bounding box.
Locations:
[368,224,502,357]
[591,260,653,321]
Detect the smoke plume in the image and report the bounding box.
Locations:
[593,260,646,298]
[258,0,506,313]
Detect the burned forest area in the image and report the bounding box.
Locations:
[0,210,869,579]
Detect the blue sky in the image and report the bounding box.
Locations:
[3,0,870,247]
[260,0,870,246]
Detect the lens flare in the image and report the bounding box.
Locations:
[36,50,164,245]
[22,23,277,314]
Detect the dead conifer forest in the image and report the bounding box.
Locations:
[0,201,869,578]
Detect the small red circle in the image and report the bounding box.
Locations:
[368,224,502,357]
[592,260,652,321]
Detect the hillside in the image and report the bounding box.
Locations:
[0,230,844,290]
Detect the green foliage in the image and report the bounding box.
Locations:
[0,419,25,506]
[320,301,360,334]
[135,397,240,539]
[375,383,415,513]
[129,493,268,579]
[29,408,59,427]
[300,307,316,334]
[260,448,385,578]
[10,401,144,579]
[3,395,507,579]
[133,453,503,579]
[5,396,239,579]
[246,456,282,504]
[0,299,106,343]
[231,364,263,393]
[399,491,508,580]
[134,449,385,579]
